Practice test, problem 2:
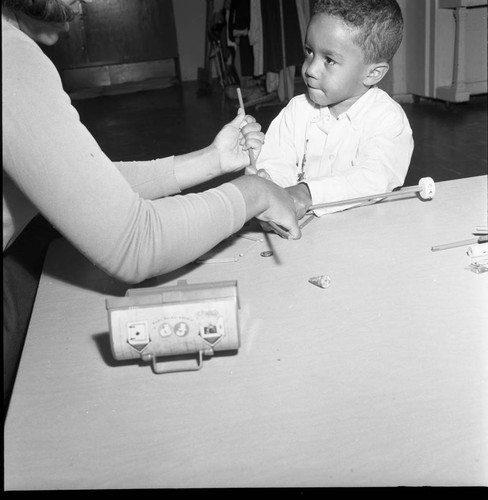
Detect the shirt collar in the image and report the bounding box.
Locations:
[313,87,379,130]
[340,87,378,128]
[309,86,379,131]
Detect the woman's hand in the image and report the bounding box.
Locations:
[212,109,265,175]
[259,183,311,234]
[230,175,302,240]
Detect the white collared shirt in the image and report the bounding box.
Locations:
[257,87,414,215]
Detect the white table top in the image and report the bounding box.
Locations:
[5,176,488,489]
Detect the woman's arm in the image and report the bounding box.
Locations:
[173,111,264,190]
[113,111,264,199]
[3,28,297,283]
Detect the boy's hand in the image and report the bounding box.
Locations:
[246,167,272,179]
[212,109,265,174]
[286,183,312,220]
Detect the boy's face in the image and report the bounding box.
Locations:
[301,14,373,116]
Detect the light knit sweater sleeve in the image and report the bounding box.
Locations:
[113,158,181,199]
[2,24,246,283]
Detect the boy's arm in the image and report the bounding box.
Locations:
[255,98,307,187]
[286,183,312,219]
[307,108,413,216]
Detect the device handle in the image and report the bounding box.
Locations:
[141,351,204,374]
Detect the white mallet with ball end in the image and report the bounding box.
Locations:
[308,177,436,211]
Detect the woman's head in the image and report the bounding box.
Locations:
[2,0,92,45]
[2,0,80,23]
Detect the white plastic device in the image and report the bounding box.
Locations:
[106,280,240,373]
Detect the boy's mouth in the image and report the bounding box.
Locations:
[307,85,323,93]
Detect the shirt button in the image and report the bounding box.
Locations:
[329,154,335,160]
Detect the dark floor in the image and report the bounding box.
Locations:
[72,80,487,187]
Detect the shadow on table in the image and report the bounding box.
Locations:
[42,239,207,296]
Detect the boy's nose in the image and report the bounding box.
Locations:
[304,61,318,79]
[303,64,316,78]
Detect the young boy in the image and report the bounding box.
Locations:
[254,0,413,219]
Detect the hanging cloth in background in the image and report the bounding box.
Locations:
[228,0,309,100]
[295,0,310,42]
[261,0,304,101]
[234,0,307,79]
[260,0,303,74]
[229,0,255,77]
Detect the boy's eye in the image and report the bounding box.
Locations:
[324,56,336,66]
[304,46,313,57]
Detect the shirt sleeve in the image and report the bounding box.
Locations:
[2,29,246,283]
[256,97,307,187]
[307,100,414,216]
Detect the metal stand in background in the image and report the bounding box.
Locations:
[198,0,239,95]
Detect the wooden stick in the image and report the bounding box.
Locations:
[431,235,488,252]
[237,87,289,239]
[236,86,245,109]
[268,221,291,239]
[236,87,257,173]
[196,257,238,264]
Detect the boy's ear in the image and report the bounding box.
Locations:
[363,63,390,86]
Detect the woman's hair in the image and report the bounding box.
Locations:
[2,0,77,23]
[312,0,404,64]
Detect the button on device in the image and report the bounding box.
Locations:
[127,321,149,346]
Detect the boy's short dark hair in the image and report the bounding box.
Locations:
[2,0,77,23]
[312,0,404,64]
